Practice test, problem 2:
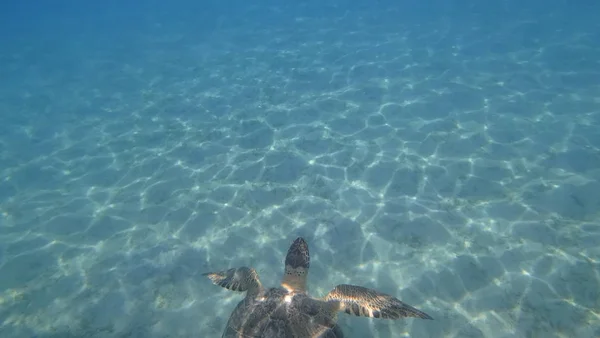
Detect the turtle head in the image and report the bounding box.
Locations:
[281,237,310,292]
[285,237,310,269]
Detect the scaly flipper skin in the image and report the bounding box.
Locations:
[203,267,263,297]
[324,284,433,320]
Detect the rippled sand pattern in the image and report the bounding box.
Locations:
[0,5,599,338]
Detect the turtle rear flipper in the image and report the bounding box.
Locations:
[324,284,433,320]
[203,267,263,297]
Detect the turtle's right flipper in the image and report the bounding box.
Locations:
[324,284,432,320]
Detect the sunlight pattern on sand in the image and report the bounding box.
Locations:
[0,4,599,338]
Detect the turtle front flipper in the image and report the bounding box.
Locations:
[203,267,263,297]
[281,237,310,293]
[324,284,433,320]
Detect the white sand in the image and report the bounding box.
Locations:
[0,6,599,338]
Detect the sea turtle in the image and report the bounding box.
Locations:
[203,237,432,337]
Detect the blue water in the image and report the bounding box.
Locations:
[1,1,599,337]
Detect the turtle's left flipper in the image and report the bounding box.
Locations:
[203,267,263,297]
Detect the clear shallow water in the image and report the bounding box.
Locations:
[0,1,599,337]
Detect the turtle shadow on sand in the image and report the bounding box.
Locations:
[204,237,432,338]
